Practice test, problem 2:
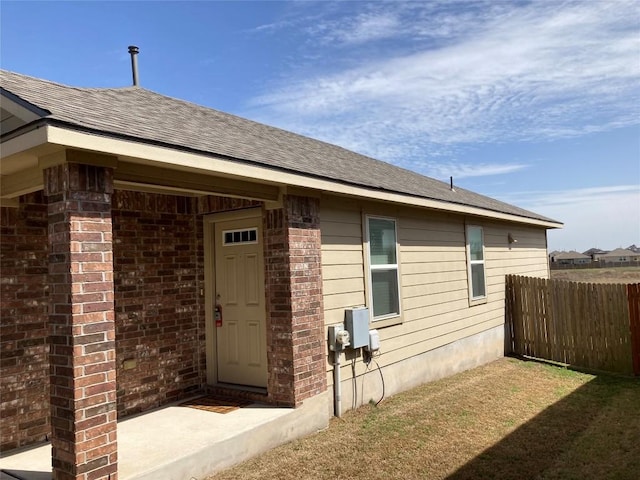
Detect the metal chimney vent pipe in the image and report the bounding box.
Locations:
[128,45,140,86]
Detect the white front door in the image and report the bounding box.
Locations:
[214,216,267,387]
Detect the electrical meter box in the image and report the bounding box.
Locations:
[344,307,370,348]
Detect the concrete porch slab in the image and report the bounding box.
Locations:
[0,391,330,480]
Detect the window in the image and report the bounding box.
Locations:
[466,225,486,302]
[366,217,400,321]
[223,228,258,245]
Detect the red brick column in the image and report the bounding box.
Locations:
[44,163,117,480]
[264,195,327,406]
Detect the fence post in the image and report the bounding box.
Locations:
[505,275,514,354]
[628,284,640,376]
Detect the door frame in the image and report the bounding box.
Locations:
[203,207,264,386]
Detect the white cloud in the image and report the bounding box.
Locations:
[323,12,401,44]
[246,0,640,175]
[446,162,528,179]
[243,2,640,253]
[303,1,515,46]
[408,160,529,179]
[498,185,640,252]
[500,185,639,209]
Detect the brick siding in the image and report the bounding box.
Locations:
[44,163,118,480]
[264,195,327,406]
[0,188,326,456]
[112,192,260,416]
[112,191,206,416]
[0,190,263,451]
[0,193,50,452]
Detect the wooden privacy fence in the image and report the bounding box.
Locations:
[506,275,640,376]
[550,261,639,270]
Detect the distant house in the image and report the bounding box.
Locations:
[598,248,640,264]
[627,244,640,254]
[551,250,591,265]
[583,247,608,261]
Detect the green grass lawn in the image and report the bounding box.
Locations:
[207,357,640,480]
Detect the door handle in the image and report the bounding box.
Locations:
[215,293,222,327]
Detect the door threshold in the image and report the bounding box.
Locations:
[207,383,270,406]
[210,383,267,395]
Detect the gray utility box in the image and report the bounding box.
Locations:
[344,307,370,349]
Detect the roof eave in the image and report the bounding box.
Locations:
[2,122,563,229]
[1,87,51,117]
[0,119,50,158]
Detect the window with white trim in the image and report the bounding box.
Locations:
[366,216,400,320]
[466,225,486,302]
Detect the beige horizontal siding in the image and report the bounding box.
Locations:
[323,277,365,296]
[483,222,549,285]
[323,264,363,281]
[320,200,365,330]
[401,250,467,263]
[320,195,550,384]
[323,291,366,311]
[400,228,465,244]
[399,215,464,231]
[382,304,505,346]
[321,221,363,238]
[485,249,548,261]
[322,244,362,253]
[481,221,549,305]
[401,269,468,287]
[402,288,469,310]
[403,280,468,298]
[485,257,549,269]
[401,260,467,275]
[321,249,363,266]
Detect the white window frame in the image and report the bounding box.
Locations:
[365,215,402,324]
[465,225,487,305]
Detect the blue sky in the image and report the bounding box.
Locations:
[2,0,638,252]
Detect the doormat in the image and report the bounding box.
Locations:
[179,395,253,414]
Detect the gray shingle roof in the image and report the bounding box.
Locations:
[1,69,558,224]
[599,248,638,258]
[553,251,591,260]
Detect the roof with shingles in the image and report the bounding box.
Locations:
[0,69,558,224]
[599,248,639,258]
[583,248,608,255]
[553,250,591,260]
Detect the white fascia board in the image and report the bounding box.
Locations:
[0,125,48,159]
[44,125,562,229]
[0,93,43,122]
